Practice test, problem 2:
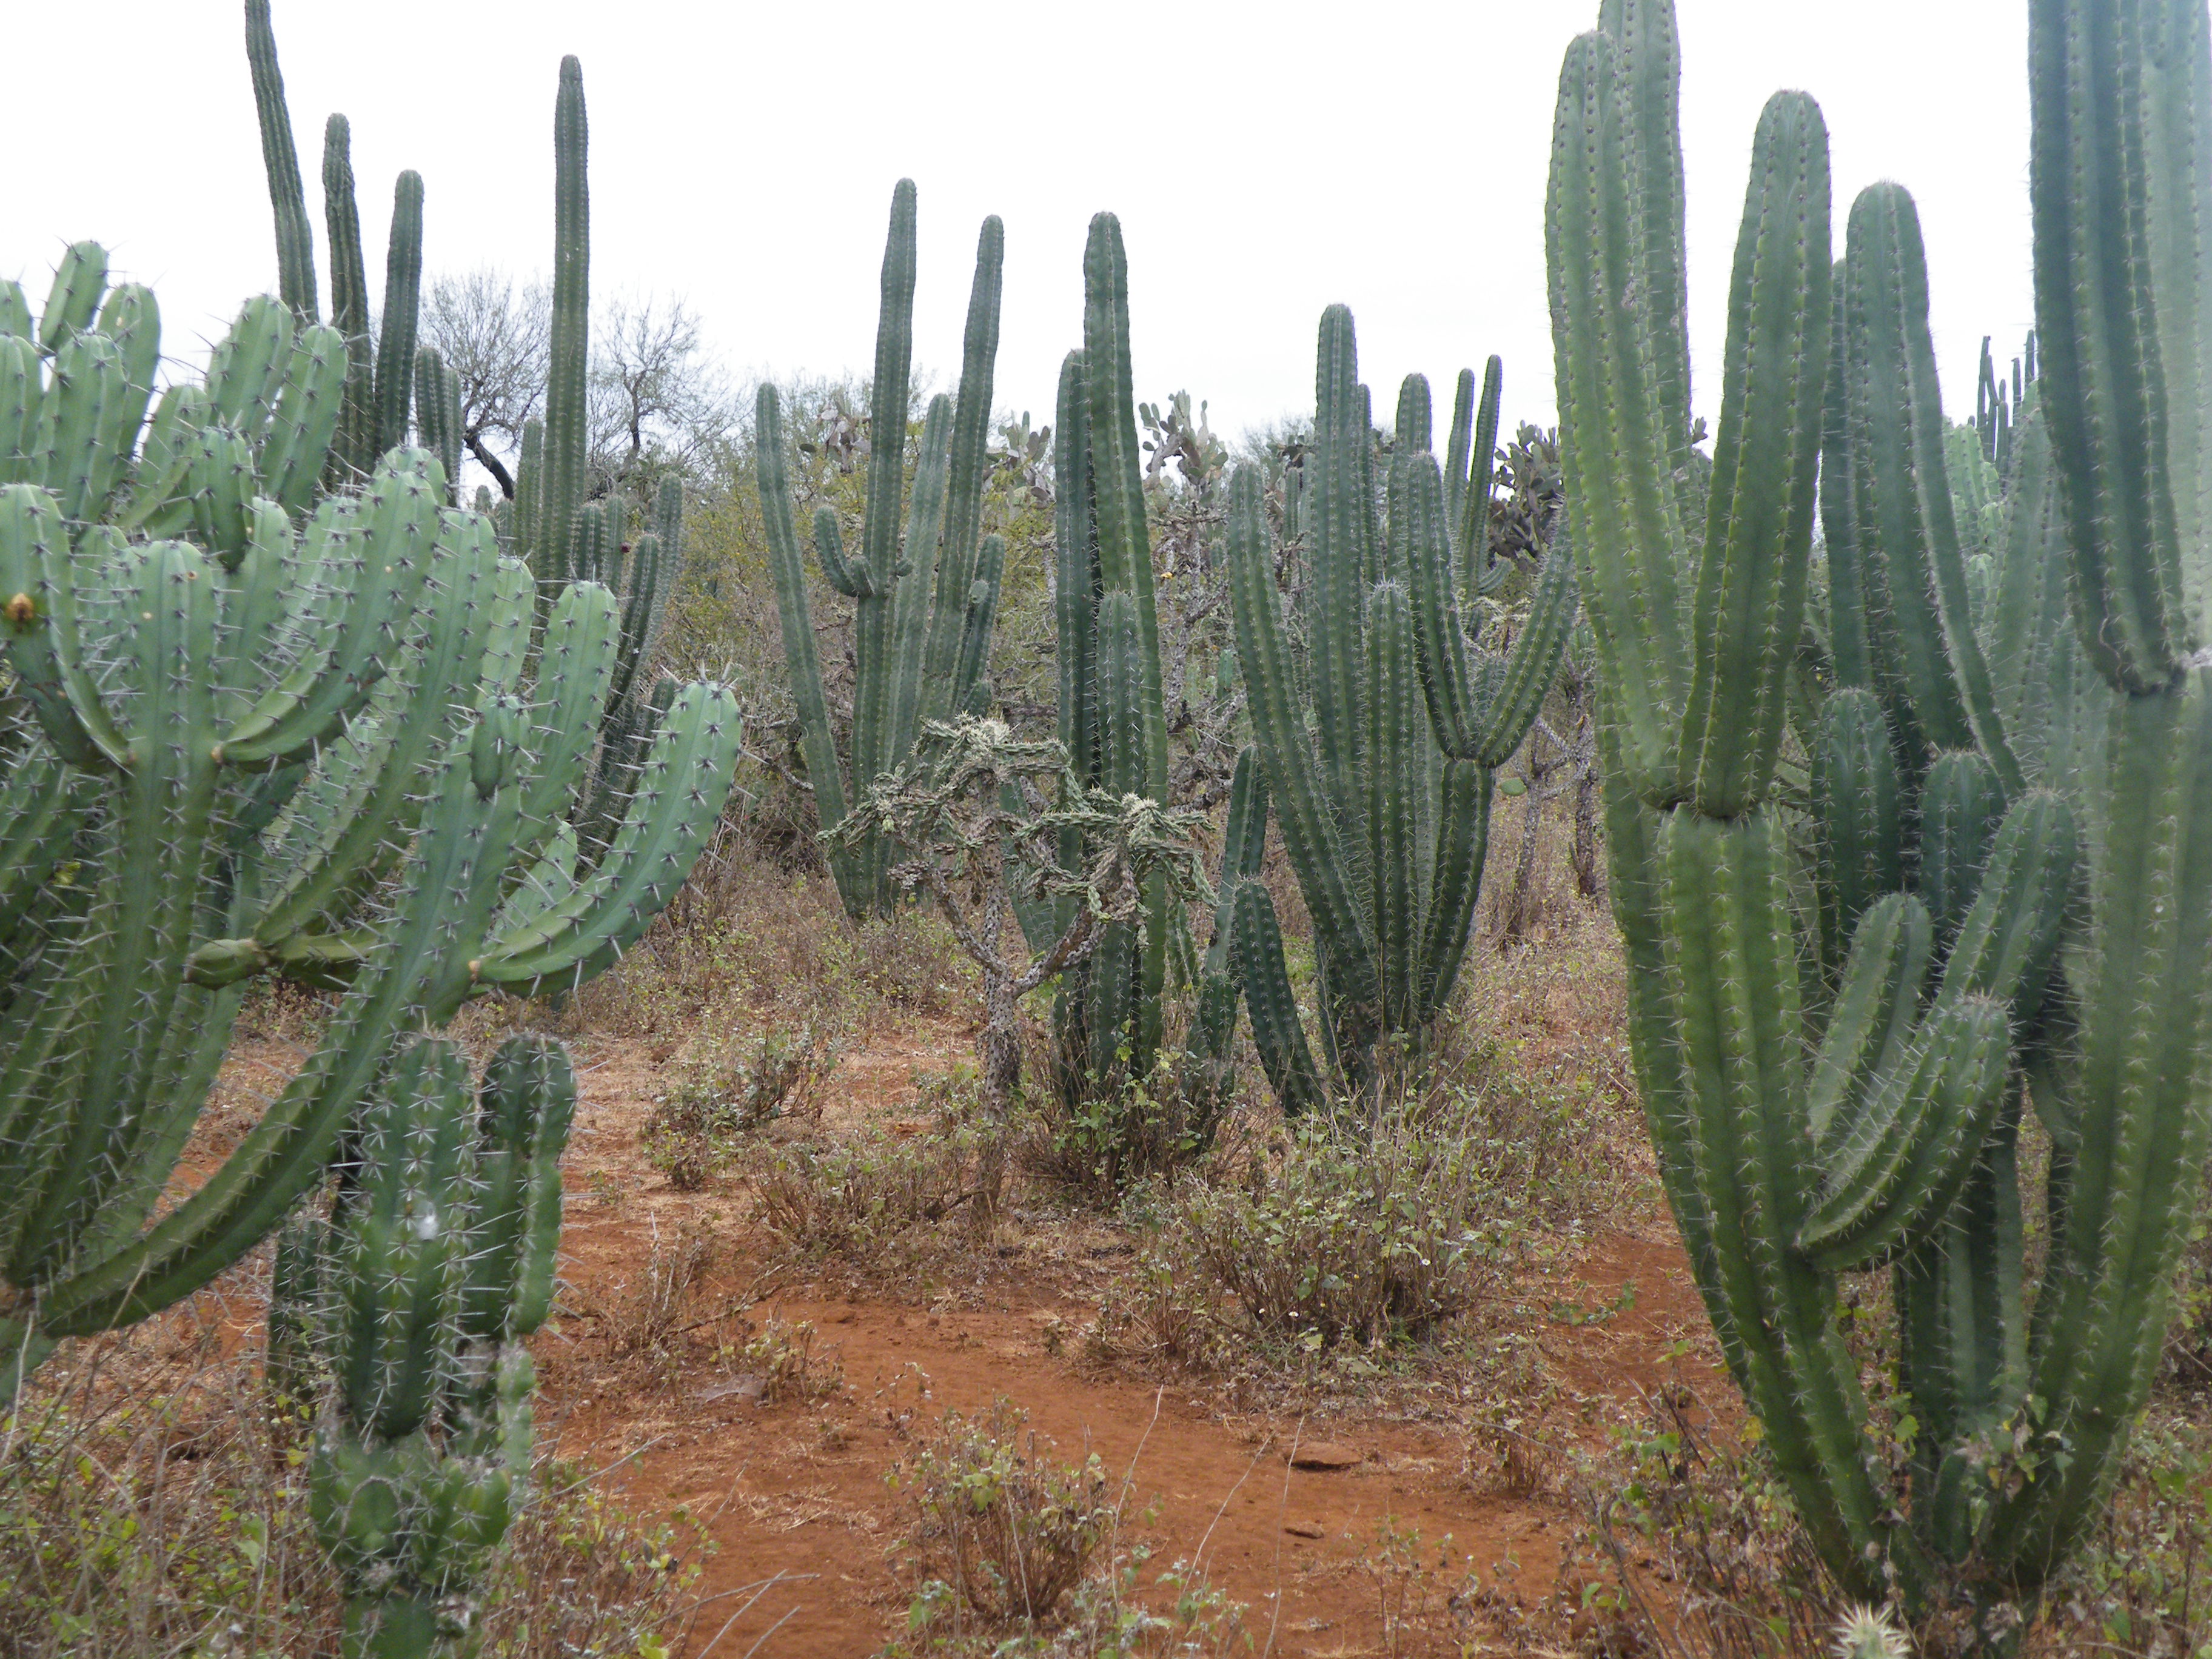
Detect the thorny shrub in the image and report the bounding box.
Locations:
[890,1401,1117,1631]
[1094,1107,1523,1369]
[641,1022,840,1190]
[747,1108,994,1265]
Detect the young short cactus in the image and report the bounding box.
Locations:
[1549,0,2212,1632]
[759,181,1007,920]
[1223,313,1576,1107]
[305,1034,574,1657]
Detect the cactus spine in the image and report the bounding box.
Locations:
[759,181,1007,919]
[1223,315,1575,1107]
[1549,0,2212,1629]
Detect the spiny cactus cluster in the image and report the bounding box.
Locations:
[283,1036,573,1656]
[1550,0,2212,1634]
[0,239,739,1399]
[1225,313,1577,1108]
[760,181,1007,923]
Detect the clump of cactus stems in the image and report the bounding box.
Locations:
[250,2,682,793]
[1550,0,2212,1642]
[1224,312,1577,1111]
[1037,213,1241,1110]
[0,240,740,1396]
[282,1036,573,1657]
[759,179,1007,922]
[836,716,1213,1205]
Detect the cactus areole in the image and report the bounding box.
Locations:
[1550,0,2212,1639]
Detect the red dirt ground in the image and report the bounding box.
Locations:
[527,1024,1723,1659]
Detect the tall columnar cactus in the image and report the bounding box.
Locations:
[0,247,741,1395]
[1549,0,2212,1634]
[247,1,424,485]
[1222,313,1576,1107]
[759,180,1008,920]
[305,1035,573,1658]
[1038,213,1181,1092]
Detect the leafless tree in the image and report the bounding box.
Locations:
[417,266,549,498]
[588,293,736,498]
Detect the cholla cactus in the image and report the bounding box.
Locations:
[836,716,1212,1162]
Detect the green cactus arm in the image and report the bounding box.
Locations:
[1366,579,1422,1030]
[849,180,919,806]
[920,215,1005,722]
[0,484,131,769]
[1806,893,1935,1153]
[1406,449,1486,760]
[510,417,542,567]
[414,347,460,501]
[245,0,318,320]
[1655,807,1901,1595]
[1082,215,1169,806]
[458,1039,574,1344]
[1472,533,1579,770]
[2030,1,2193,691]
[953,534,1004,715]
[1227,464,1380,1024]
[249,513,498,940]
[94,283,159,466]
[755,384,855,884]
[5,541,222,1285]
[35,725,526,1336]
[1235,882,1326,1116]
[1305,306,1375,842]
[0,746,87,943]
[2143,0,2212,640]
[518,579,618,836]
[1680,92,1831,820]
[35,330,125,525]
[215,498,298,715]
[1841,185,2020,791]
[536,59,590,584]
[475,685,740,993]
[321,115,377,484]
[1053,351,1097,789]
[221,450,445,765]
[1548,31,1694,805]
[1899,1113,2029,1560]
[885,393,956,769]
[37,243,107,357]
[334,1036,473,1441]
[260,325,349,514]
[1917,750,2007,947]
[1797,995,2011,1273]
[0,337,39,484]
[0,281,27,338]
[1811,688,1905,974]
[371,172,423,459]
[1413,759,1494,1031]
[1598,0,1695,483]
[205,295,295,440]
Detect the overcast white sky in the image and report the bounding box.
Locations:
[4,1,2032,448]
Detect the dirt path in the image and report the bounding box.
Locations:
[534,1028,1721,1658]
